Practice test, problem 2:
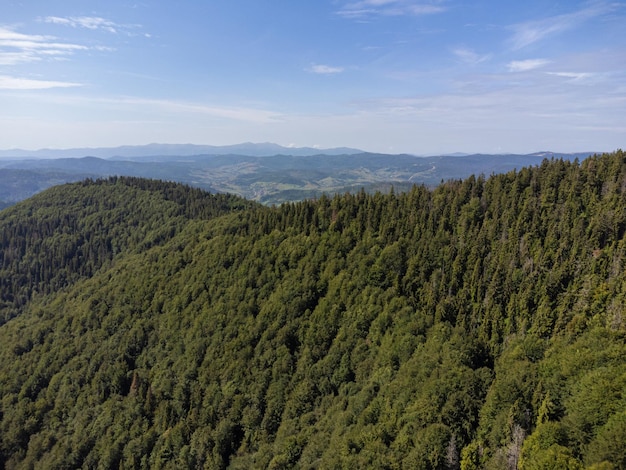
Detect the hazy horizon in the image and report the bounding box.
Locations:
[0,141,605,159]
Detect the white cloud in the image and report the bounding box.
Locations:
[44,16,121,34]
[547,71,595,81]
[0,51,37,65]
[453,47,491,65]
[405,4,446,15]
[509,2,617,50]
[0,75,82,89]
[507,59,550,72]
[0,26,88,65]
[338,0,446,19]
[0,25,113,91]
[101,97,281,123]
[309,64,345,74]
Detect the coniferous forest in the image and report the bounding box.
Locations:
[1,151,626,469]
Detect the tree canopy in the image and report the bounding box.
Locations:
[1,152,626,469]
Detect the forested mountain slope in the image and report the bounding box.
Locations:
[0,177,255,325]
[1,151,625,469]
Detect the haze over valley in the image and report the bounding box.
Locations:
[0,142,596,207]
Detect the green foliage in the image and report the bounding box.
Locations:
[0,176,254,325]
[1,151,626,468]
[586,411,626,468]
[519,422,581,469]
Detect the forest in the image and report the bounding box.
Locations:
[0,150,625,469]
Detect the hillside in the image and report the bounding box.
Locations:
[0,177,255,326]
[0,150,593,206]
[1,151,626,469]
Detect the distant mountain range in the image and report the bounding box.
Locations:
[0,143,598,206]
[0,142,363,159]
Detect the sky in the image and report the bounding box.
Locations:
[0,0,625,155]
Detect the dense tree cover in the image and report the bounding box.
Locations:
[0,176,255,325]
[0,168,96,207]
[1,151,626,469]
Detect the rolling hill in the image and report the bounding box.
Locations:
[0,144,595,206]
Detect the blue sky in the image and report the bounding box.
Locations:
[1,0,624,155]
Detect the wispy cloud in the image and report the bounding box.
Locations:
[338,0,446,19]
[308,64,345,74]
[0,26,87,65]
[547,71,595,81]
[44,16,121,34]
[508,58,550,72]
[105,97,280,123]
[453,47,491,65]
[0,75,82,89]
[0,24,117,90]
[509,2,617,50]
[42,16,147,37]
[346,84,622,141]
